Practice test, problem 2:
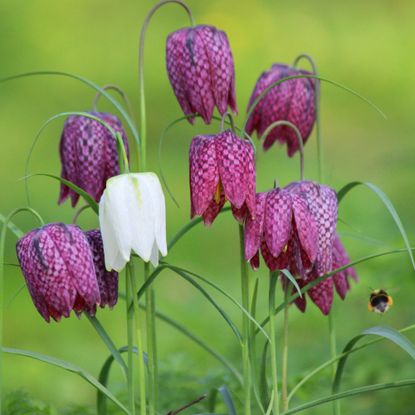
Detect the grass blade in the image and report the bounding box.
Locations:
[3,347,130,415]
[279,269,302,298]
[282,379,415,414]
[337,181,415,271]
[218,386,237,415]
[333,326,415,394]
[24,173,98,213]
[0,214,24,239]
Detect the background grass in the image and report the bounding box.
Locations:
[1,0,415,414]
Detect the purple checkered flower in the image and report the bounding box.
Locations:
[244,187,318,273]
[16,223,100,322]
[166,25,237,124]
[189,130,255,225]
[85,229,118,309]
[59,112,129,207]
[286,181,338,314]
[293,234,358,313]
[246,64,315,157]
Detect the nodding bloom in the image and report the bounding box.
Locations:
[99,173,167,271]
[246,64,315,157]
[294,234,358,313]
[166,25,237,124]
[189,130,255,225]
[244,187,318,273]
[286,181,339,314]
[59,112,129,207]
[16,223,100,322]
[85,229,118,309]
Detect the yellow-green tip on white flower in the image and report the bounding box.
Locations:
[99,173,167,271]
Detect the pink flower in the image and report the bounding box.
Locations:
[166,25,237,124]
[189,130,255,225]
[246,64,315,157]
[16,223,100,322]
[59,112,129,207]
[244,187,318,273]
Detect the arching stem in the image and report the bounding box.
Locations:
[72,204,90,224]
[281,281,290,411]
[138,3,194,413]
[220,111,236,133]
[259,120,305,181]
[93,84,134,119]
[138,0,195,170]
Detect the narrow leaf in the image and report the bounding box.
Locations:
[333,326,415,394]
[218,386,237,415]
[337,181,415,271]
[279,269,302,298]
[0,214,24,239]
[3,347,130,415]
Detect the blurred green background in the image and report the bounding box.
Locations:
[1,0,415,414]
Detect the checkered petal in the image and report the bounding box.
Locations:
[166,25,237,124]
[264,189,293,258]
[189,135,219,217]
[246,64,315,157]
[85,229,118,308]
[245,192,267,262]
[16,223,100,322]
[58,112,129,207]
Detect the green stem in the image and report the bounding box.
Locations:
[329,312,340,415]
[281,284,290,412]
[144,262,158,415]
[239,225,251,415]
[268,272,280,415]
[138,0,195,171]
[126,266,136,415]
[93,84,135,118]
[129,262,147,415]
[258,120,305,181]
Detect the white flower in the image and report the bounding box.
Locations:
[99,173,167,271]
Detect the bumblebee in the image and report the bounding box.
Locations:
[368,289,393,314]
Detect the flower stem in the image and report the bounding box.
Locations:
[239,224,251,415]
[93,84,134,118]
[258,120,305,181]
[268,272,280,415]
[138,0,195,171]
[129,261,147,415]
[281,284,290,412]
[144,262,158,415]
[329,312,341,415]
[125,266,136,415]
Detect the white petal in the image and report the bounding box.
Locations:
[127,174,155,262]
[149,240,159,267]
[143,173,168,257]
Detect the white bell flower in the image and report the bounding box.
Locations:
[99,173,167,271]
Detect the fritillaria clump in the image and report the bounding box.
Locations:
[1,2,412,415]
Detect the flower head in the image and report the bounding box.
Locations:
[246,64,315,157]
[59,112,129,207]
[85,229,118,309]
[166,25,237,124]
[286,181,339,314]
[189,130,255,225]
[16,223,100,322]
[244,187,318,273]
[99,173,167,271]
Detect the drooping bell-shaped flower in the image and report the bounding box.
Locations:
[99,173,167,271]
[59,112,129,207]
[166,25,237,124]
[189,130,256,225]
[85,229,118,309]
[293,234,358,313]
[16,223,100,322]
[286,181,338,314]
[246,64,315,157]
[244,187,318,273]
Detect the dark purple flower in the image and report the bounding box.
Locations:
[166,25,237,124]
[244,188,318,273]
[286,181,338,314]
[189,130,255,225]
[59,112,129,207]
[16,223,100,322]
[246,64,315,157]
[85,229,118,309]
